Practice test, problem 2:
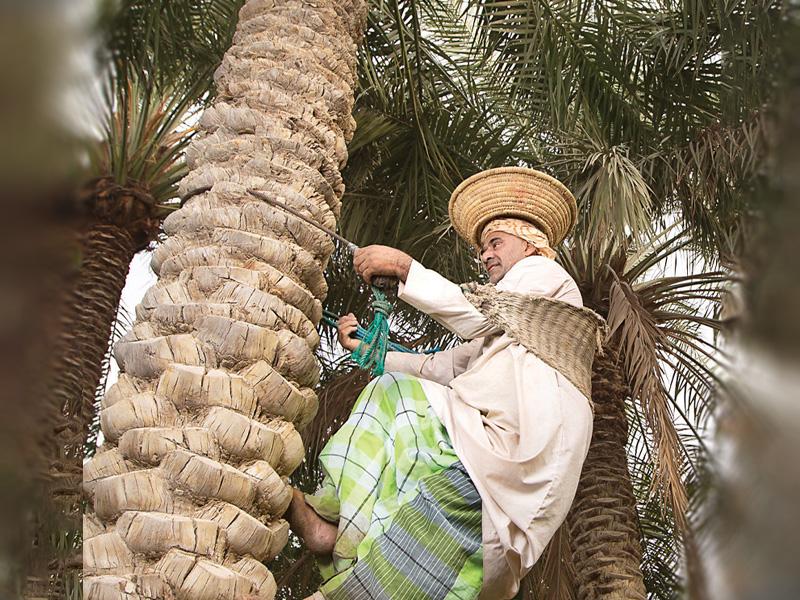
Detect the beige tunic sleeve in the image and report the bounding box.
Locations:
[383,340,481,386]
[398,257,583,332]
[397,261,504,338]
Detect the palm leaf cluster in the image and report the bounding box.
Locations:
[90,0,247,211]
[97,0,242,89]
[470,0,779,251]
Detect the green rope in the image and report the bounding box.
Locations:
[350,285,394,376]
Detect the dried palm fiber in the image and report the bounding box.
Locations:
[461,283,607,403]
[84,513,106,540]
[449,167,577,249]
[83,532,134,575]
[83,0,368,598]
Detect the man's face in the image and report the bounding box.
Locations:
[480,231,535,284]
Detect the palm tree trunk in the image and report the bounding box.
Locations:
[57,222,139,450]
[567,346,647,600]
[83,0,367,598]
[27,181,158,599]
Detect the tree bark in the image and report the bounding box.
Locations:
[61,221,140,439]
[83,0,367,598]
[567,347,647,600]
[26,217,146,600]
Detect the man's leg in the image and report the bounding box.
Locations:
[320,461,483,600]
[301,372,479,600]
[285,488,337,556]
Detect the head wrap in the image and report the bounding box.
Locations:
[480,218,556,259]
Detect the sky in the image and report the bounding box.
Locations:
[103,250,157,395]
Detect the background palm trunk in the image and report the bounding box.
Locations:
[27,180,158,599]
[82,0,367,598]
[567,347,647,600]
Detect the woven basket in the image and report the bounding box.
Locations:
[449,167,577,249]
[461,283,607,403]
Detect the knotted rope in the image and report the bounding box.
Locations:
[321,297,440,376]
[349,286,393,375]
[247,190,429,374]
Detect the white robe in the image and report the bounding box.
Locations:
[383,256,593,600]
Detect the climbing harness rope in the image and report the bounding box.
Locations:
[321,308,414,356]
[349,285,393,375]
[321,295,440,376]
[321,286,404,376]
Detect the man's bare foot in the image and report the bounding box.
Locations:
[285,488,337,556]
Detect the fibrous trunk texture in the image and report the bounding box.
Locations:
[567,348,647,600]
[27,216,144,600]
[83,0,367,598]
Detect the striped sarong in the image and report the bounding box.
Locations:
[306,372,484,600]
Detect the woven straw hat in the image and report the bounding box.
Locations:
[449,167,577,249]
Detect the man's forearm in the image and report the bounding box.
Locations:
[385,341,478,385]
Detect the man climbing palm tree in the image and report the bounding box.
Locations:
[286,167,604,600]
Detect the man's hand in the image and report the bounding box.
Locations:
[353,245,412,284]
[337,313,361,352]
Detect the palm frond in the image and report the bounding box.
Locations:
[467,0,780,251]
[96,0,244,96]
[81,0,246,215]
[598,224,732,539]
[556,232,628,312]
[468,0,657,138]
[521,522,576,600]
[656,115,767,251]
[574,137,654,243]
[608,274,690,531]
[87,73,206,213]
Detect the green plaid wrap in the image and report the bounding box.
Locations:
[307,372,484,600]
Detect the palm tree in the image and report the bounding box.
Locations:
[292,1,782,599]
[26,2,242,598]
[82,0,369,597]
[558,230,728,600]
[458,1,781,597]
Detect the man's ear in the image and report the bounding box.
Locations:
[523,241,538,257]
